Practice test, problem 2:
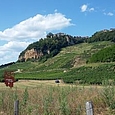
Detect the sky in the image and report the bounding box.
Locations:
[0,0,115,65]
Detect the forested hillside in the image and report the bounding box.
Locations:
[1,29,115,85]
[18,33,87,62]
[18,29,115,63]
[87,29,115,43]
[0,41,115,85]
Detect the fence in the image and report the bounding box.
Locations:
[14,100,94,115]
[14,100,19,115]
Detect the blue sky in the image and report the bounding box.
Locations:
[0,0,115,65]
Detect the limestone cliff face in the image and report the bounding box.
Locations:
[18,48,43,61]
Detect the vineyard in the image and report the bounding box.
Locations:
[0,41,115,85]
[5,62,114,85]
[63,63,115,84]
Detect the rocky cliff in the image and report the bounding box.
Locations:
[18,33,86,62]
[18,48,43,61]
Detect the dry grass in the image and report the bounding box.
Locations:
[0,80,78,89]
[0,80,114,115]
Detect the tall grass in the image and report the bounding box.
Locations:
[0,84,115,115]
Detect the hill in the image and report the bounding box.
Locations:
[18,29,115,63]
[18,33,86,62]
[1,29,115,84]
[87,28,115,43]
[88,45,115,63]
[0,40,115,85]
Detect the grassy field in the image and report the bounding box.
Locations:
[0,80,70,89]
[1,41,115,114]
[0,80,115,115]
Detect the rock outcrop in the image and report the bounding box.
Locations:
[18,48,43,61]
[18,32,87,62]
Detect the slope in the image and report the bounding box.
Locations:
[0,41,115,85]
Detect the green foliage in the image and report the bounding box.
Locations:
[58,87,72,115]
[88,45,115,63]
[19,30,115,63]
[87,30,115,43]
[0,41,115,85]
[102,85,115,110]
[19,33,85,62]
[22,87,29,106]
[13,62,115,85]
[63,63,115,85]
[15,70,64,80]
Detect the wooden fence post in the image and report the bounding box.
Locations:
[86,101,94,115]
[14,100,19,115]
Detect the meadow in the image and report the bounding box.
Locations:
[0,80,115,115]
[1,41,115,114]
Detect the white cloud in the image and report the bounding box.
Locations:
[0,41,29,64]
[0,13,72,42]
[0,41,29,52]
[81,4,88,12]
[89,8,94,12]
[0,51,19,65]
[80,4,95,13]
[0,12,73,65]
[104,12,114,16]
